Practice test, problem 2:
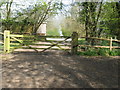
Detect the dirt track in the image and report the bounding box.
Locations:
[1,51,119,88]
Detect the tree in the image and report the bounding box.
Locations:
[100,2,120,39]
[77,1,120,40]
[0,0,14,30]
[6,0,13,20]
[1,0,61,34]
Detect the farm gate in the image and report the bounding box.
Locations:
[3,30,78,54]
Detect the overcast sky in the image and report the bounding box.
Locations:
[9,0,72,11]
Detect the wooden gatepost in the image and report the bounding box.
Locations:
[71,32,78,55]
[4,30,10,53]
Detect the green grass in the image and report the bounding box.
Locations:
[46,29,60,36]
[61,29,72,36]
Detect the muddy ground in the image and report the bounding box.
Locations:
[1,51,119,88]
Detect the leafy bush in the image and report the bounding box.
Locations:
[84,50,98,56]
[77,52,85,55]
[100,40,109,46]
[97,49,109,56]
[109,49,120,56]
[100,40,119,46]
[78,48,120,56]
[78,49,98,56]
[112,42,119,46]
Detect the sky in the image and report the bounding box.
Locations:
[13,0,72,4]
[9,0,72,11]
[7,0,120,10]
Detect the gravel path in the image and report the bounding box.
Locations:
[1,51,119,88]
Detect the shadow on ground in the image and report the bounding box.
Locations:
[2,51,119,88]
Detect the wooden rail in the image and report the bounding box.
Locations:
[80,37,120,42]
[0,41,3,44]
[0,32,3,35]
[79,45,120,49]
[38,36,71,38]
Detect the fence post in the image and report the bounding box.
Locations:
[110,37,112,51]
[4,30,10,53]
[71,32,78,55]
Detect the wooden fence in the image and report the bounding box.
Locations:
[79,37,120,51]
[0,30,120,54]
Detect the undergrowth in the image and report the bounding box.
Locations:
[78,48,120,56]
